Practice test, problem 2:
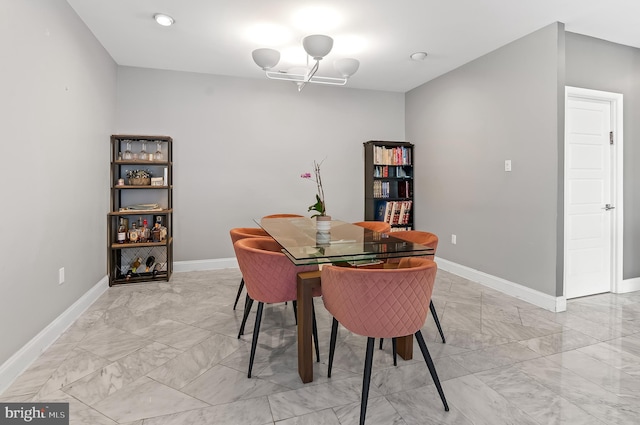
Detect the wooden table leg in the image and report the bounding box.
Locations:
[396,335,413,360]
[297,270,321,384]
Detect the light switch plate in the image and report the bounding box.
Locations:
[505,160,512,172]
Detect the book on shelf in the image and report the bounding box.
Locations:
[402,200,412,224]
[391,202,402,224]
[375,201,387,222]
[378,200,412,225]
[383,201,394,223]
[373,145,412,166]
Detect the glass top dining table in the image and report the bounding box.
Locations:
[255,217,434,383]
[255,217,434,265]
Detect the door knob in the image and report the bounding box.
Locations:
[603,204,615,211]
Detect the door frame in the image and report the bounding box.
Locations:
[564,86,624,296]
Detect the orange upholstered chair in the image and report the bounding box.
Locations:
[383,230,445,344]
[322,257,449,424]
[229,227,270,310]
[353,221,392,233]
[234,237,321,378]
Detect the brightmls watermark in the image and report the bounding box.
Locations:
[1,403,68,424]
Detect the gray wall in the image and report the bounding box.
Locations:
[115,67,405,261]
[0,0,117,365]
[565,32,640,279]
[405,23,564,297]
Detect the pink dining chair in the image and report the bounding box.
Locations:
[353,221,392,233]
[322,257,449,425]
[229,227,270,310]
[262,213,304,218]
[383,230,446,346]
[234,237,321,378]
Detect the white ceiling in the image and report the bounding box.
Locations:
[66,0,640,93]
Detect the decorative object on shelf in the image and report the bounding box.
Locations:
[252,34,360,92]
[301,159,328,218]
[139,141,149,161]
[151,177,164,186]
[119,203,161,211]
[123,141,133,160]
[126,169,152,186]
[154,142,164,161]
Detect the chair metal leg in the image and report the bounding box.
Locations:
[430,300,446,343]
[233,278,244,310]
[312,303,320,362]
[292,300,297,325]
[415,330,449,411]
[392,337,397,366]
[328,318,339,378]
[248,302,264,378]
[379,338,384,350]
[360,337,375,425]
[238,295,253,338]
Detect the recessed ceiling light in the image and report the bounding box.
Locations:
[410,52,428,61]
[154,13,174,27]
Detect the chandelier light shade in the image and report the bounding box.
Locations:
[302,34,334,60]
[334,58,360,78]
[252,48,281,70]
[251,33,359,91]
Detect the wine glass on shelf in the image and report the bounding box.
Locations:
[123,141,133,160]
[154,142,164,161]
[140,141,148,161]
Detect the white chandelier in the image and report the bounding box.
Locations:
[252,34,360,92]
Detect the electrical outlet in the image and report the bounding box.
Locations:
[505,159,512,172]
[451,234,457,245]
[59,267,65,285]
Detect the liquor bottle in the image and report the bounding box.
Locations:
[117,219,127,243]
[128,222,139,243]
[140,219,149,242]
[131,257,141,273]
[155,216,167,241]
[152,222,161,242]
[145,256,155,272]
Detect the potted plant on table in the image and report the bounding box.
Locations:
[301,160,331,232]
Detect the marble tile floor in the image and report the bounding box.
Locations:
[2,268,640,424]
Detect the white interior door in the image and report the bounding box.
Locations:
[565,96,613,299]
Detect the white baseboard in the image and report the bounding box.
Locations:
[173,257,237,273]
[616,277,640,294]
[0,276,109,394]
[435,257,567,312]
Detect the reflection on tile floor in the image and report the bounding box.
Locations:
[2,268,640,424]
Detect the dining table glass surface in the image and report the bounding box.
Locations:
[255,217,433,265]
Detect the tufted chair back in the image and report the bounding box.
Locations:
[321,257,436,338]
[234,237,317,304]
